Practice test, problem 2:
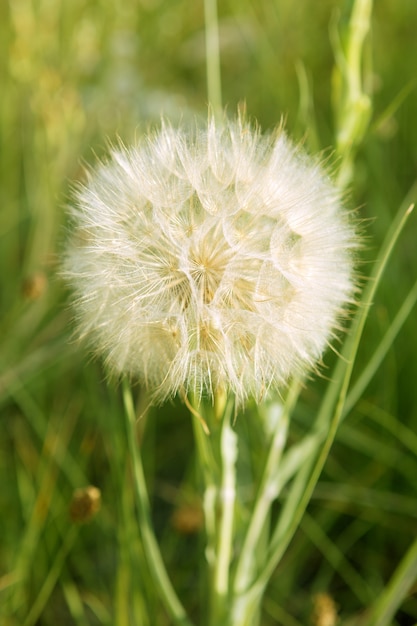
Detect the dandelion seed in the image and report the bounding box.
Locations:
[63,114,357,407]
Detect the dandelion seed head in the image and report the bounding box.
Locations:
[63,115,357,407]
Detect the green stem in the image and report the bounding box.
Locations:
[204,0,222,116]
[191,403,218,580]
[344,0,373,97]
[23,525,79,626]
[232,382,301,599]
[251,201,414,595]
[122,379,193,626]
[333,0,373,188]
[344,273,417,417]
[190,396,238,626]
[212,400,237,622]
[366,535,417,626]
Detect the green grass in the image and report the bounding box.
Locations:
[1,0,417,624]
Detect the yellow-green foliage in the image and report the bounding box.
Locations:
[1,1,417,625]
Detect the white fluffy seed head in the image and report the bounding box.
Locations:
[63,115,358,407]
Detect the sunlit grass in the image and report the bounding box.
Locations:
[1,0,417,624]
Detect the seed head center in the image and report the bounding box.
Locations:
[190,241,230,304]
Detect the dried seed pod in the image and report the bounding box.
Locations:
[69,485,101,523]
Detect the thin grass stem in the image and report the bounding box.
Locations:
[366,535,417,626]
[122,379,193,626]
[232,381,301,598]
[332,0,373,188]
[204,0,222,116]
[251,201,414,594]
[344,273,417,417]
[22,525,79,626]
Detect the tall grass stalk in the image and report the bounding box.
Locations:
[204,0,222,116]
[2,0,417,624]
[122,380,193,626]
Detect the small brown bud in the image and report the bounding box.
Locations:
[69,486,101,523]
[311,592,338,626]
[171,503,204,535]
[22,272,47,300]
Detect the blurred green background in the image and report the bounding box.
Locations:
[1,0,417,624]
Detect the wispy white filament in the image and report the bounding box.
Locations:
[63,115,357,406]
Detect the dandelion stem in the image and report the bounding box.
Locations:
[191,401,218,582]
[232,383,301,599]
[191,396,237,625]
[122,379,193,626]
[204,0,222,116]
[229,383,301,626]
[212,398,237,621]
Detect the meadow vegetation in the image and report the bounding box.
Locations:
[1,0,417,624]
